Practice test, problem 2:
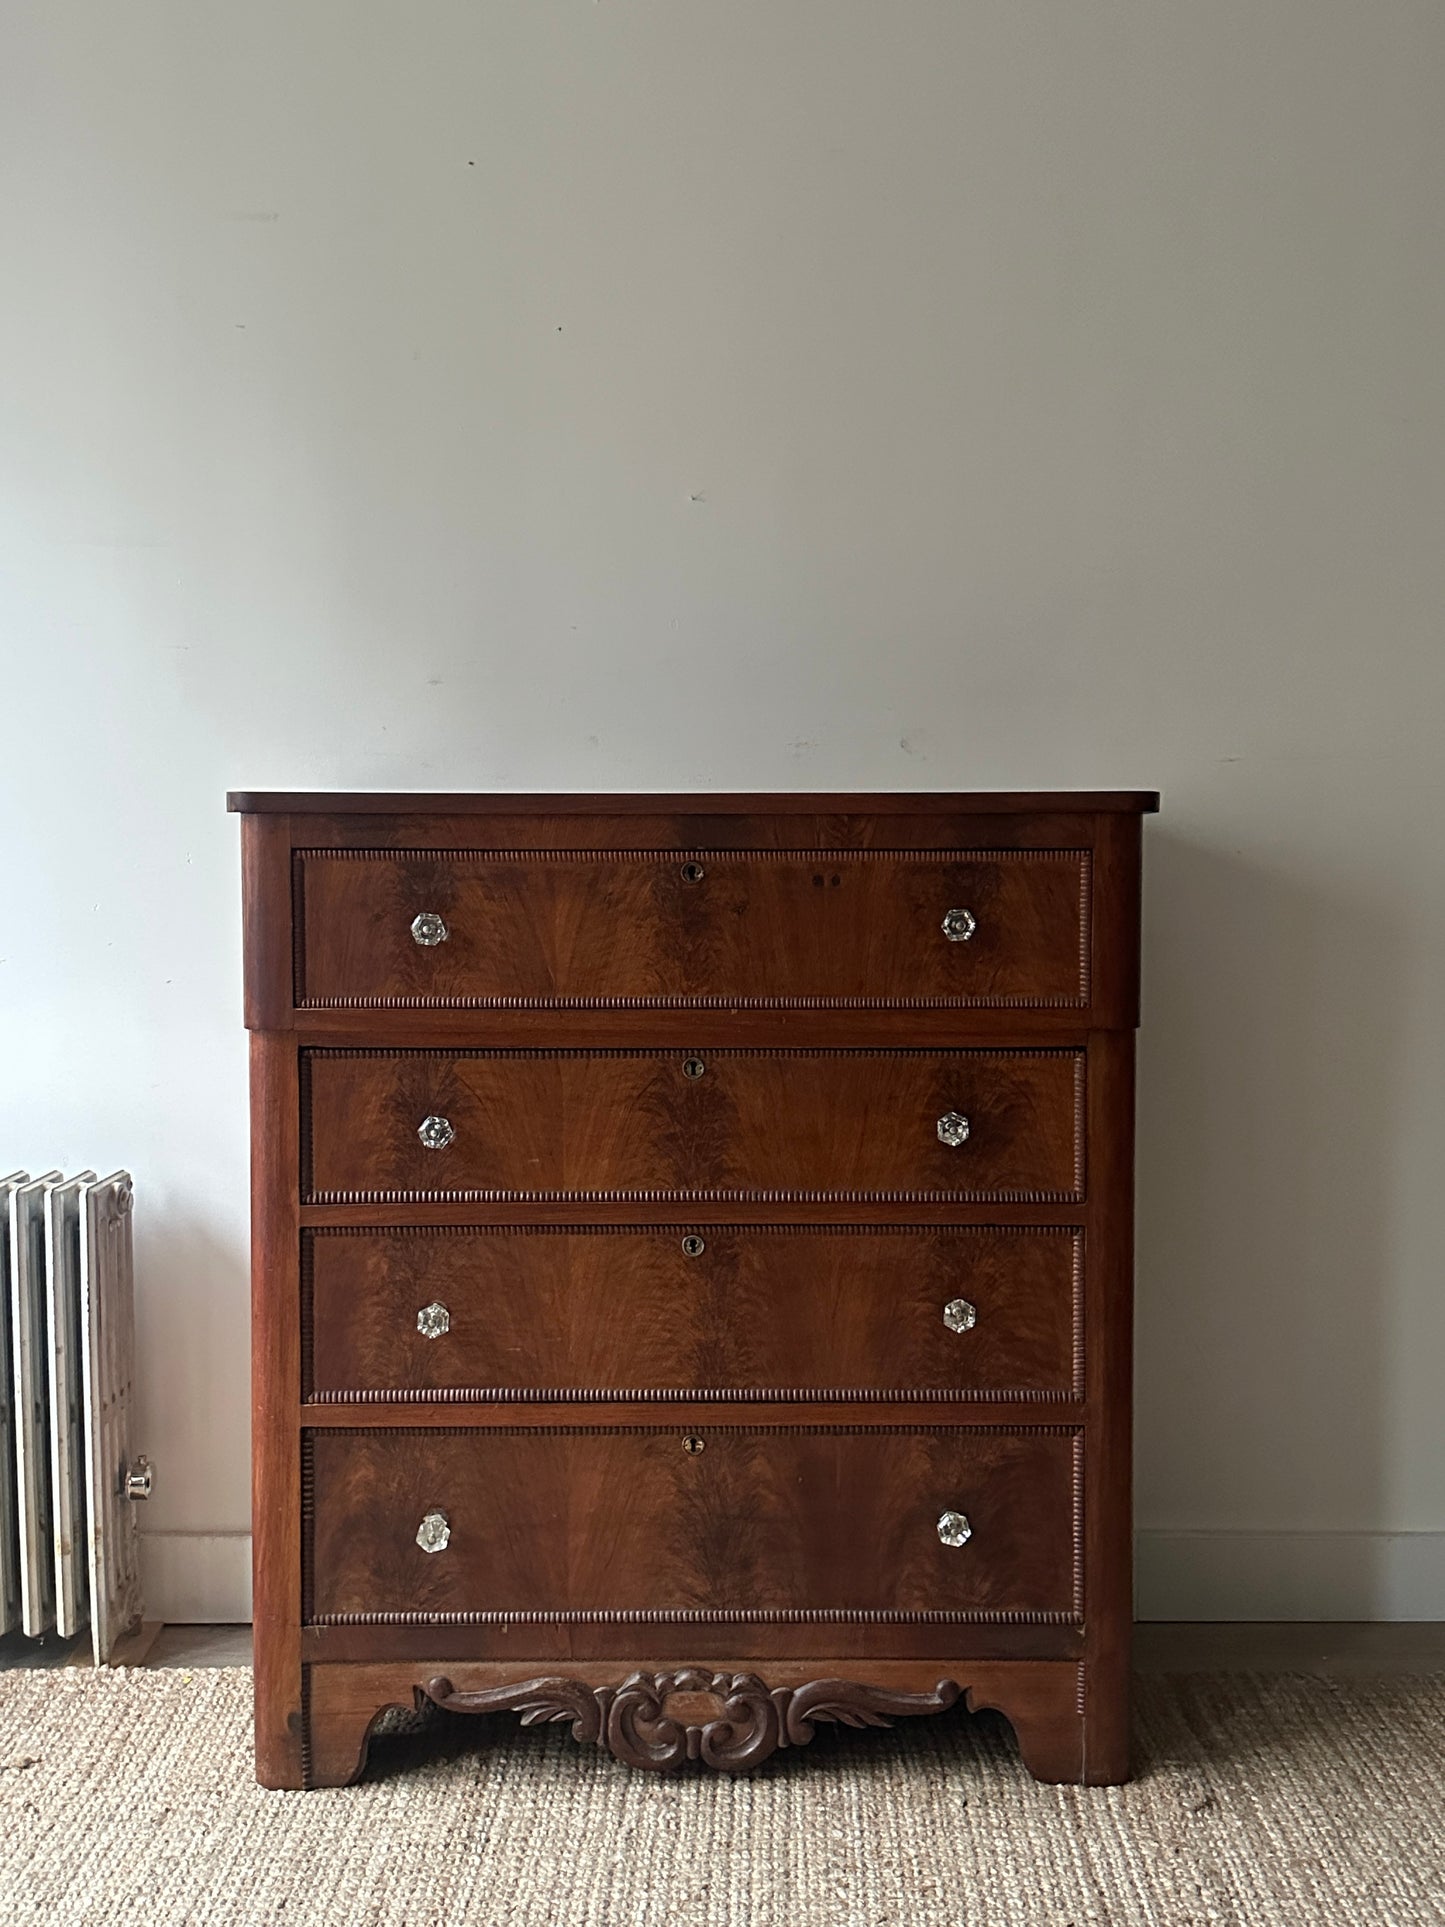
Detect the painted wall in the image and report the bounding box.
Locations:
[2,2,1442,1620]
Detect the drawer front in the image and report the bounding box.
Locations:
[305,1427,1080,1622]
[307,1226,1081,1400]
[294,848,1089,1009]
[303,1048,1085,1203]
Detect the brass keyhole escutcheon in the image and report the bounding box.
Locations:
[682,1435,706,1455]
[682,1057,706,1079]
[681,1234,706,1257]
[680,861,705,883]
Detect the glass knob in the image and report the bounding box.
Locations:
[411,911,449,947]
[417,1114,455,1151]
[937,1510,973,1548]
[417,1301,450,1339]
[941,907,977,942]
[942,1297,977,1333]
[936,1111,970,1148]
[416,1509,450,1554]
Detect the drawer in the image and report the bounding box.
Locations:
[304,1427,1081,1622]
[294,848,1090,1010]
[306,1226,1081,1400]
[302,1048,1085,1203]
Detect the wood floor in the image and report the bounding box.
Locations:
[4,1622,1444,1673]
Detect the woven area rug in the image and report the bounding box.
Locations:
[1,1669,1442,1926]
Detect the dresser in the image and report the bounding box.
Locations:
[229,790,1155,1788]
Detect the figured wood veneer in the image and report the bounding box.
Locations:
[233,790,1152,1790]
[301,1048,1086,1204]
[303,1224,1083,1402]
[293,848,1090,1010]
[304,1427,1081,1623]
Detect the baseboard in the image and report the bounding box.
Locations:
[137,1528,1445,1626]
[140,1532,252,1624]
[1136,1529,1445,1621]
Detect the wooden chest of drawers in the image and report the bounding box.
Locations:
[230,790,1155,1787]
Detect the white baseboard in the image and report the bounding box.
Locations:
[1136,1529,1445,1621]
[140,1532,252,1624]
[136,1528,1445,1626]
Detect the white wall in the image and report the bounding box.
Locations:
[2,2,1443,1622]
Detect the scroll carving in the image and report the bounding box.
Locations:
[420,1670,961,1774]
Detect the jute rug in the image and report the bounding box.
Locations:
[1,1669,1441,1925]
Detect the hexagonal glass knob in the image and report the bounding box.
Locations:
[936,1111,971,1149]
[937,1509,973,1549]
[416,1509,450,1554]
[941,907,977,943]
[417,1114,455,1151]
[942,1297,978,1333]
[416,1301,450,1340]
[411,911,449,947]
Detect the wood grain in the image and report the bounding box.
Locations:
[249,1033,303,1790]
[302,1047,1085,1204]
[294,847,1090,1010]
[305,1225,1081,1402]
[304,1426,1081,1623]
[420,1668,963,1773]
[229,789,1160,816]
[235,791,1149,1791]
[300,1618,1083,1665]
[303,1656,1089,1787]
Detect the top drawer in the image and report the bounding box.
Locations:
[293,848,1090,1010]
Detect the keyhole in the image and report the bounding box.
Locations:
[681,1235,706,1257]
[682,1057,706,1079]
[681,861,705,882]
[682,1435,706,1455]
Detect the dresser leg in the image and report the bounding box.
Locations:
[964,1662,1112,1787]
[1079,1653,1132,1786]
[252,1623,307,1790]
[1000,1711,1085,1785]
[300,1665,420,1789]
[971,1661,1130,1786]
[253,1682,307,1790]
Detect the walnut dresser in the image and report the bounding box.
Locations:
[229,790,1156,1789]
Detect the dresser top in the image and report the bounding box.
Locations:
[227,789,1159,816]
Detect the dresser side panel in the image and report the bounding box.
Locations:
[1088,813,1144,1031]
[1081,1027,1136,1781]
[250,1032,305,1786]
[240,815,296,1031]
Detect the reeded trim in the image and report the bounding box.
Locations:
[305,1174,1085,1203]
[307,1423,1081,1437]
[301,993,1089,1011]
[308,1606,1081,1628]
[297,846,1088,862]
[305,1386,1078,1404]
[1072,1432,1086,1619]
[306,1222,1084,1238]
[305,1043,1083,1059]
